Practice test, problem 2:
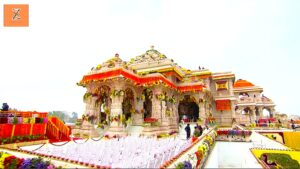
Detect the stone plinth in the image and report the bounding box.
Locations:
[105,121,127,137]
[72,121,100,138]
[132,113,143,125]
[142,126,160,136]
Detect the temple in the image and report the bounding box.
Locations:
[77,47,276,136]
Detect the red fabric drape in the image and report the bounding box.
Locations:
[32,123,46,135]
[216,100,231,111]
[81,69,205,92]
[0,124,13,138]
[13,124,31,136]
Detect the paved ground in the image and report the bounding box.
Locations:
[204,131,289,168]
[205,141,262,168]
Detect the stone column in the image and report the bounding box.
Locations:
[107,84,127,136]
[257,107,263,120]
[151,96,160,119]
[269,107,275,118]
[132,98,144,125]
[174,101,179,124]
[235,107,241,124]
[85,96,101,124]
[110,95,124,124]
[151,87,165,121]
[250,107,256,124]
[199,102,206,124]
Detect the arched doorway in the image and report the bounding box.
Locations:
[262,108,271,117]
[95,85,111,124]
[122,88,134,121]
[142,89,153,119]
[178,95,199,122]
[239,92,249,99]
[241,107,251,123]
[241,107,250,115]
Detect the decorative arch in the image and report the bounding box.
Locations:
[241,107,251,115]
[262,107,272,117]
[122,88,135,121]
[239,92,250,99]
[123,85,138,101]
[95,85,111,123]
[142,88,153,119]
[178,95,199,122]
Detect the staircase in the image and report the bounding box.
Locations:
[46,116,70,142]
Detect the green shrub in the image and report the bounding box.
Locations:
[260,153,300,169]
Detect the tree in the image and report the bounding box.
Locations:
[48,111,66,122]
[48,111,78,123]
[69,112,78,123]
[1,103,9,111]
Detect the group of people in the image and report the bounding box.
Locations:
[184,123,204,140]
[291,119,299,130]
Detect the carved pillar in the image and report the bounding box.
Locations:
[235,107,241,124]
[257,107,263,119]
[132,98,144,125]
[269,107,275,118]
[110,96,123,117]
[250,107,256,124]
[199,102,206,121]
[85,96,101,123]
[109,84,125,127]
[106,86,127,136]
[174,101,179,124]
[151,87,164,121]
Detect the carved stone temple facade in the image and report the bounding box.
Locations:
[77,47,276,136]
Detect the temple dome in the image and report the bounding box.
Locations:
[233,79,255,88]
[128,46,168,65]
[93,53,127,72]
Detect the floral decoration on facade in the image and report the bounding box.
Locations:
[168,97,176,104]
[83,92,92,101]
[109,115,120,122]
[156,93,168,101]
[82,114,97,124]
[129,108,136,114]
[111,90,125,97]
[166,110,171,117]
[96,64,102,70]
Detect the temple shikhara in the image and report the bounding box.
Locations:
[77,46,276,136]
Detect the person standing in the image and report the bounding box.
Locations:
[185,124,191,140]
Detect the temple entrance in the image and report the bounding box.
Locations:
[178,95,199,122]
[122,88,134,121]
[263,108,272,117]
[142,89,153,119]
[96,85,111,124]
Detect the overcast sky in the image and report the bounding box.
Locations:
[0,0,299,116]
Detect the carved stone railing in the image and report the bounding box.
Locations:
[237,97,254,103]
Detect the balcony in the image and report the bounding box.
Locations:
[238,97,254,103]
[237,97,275,106]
